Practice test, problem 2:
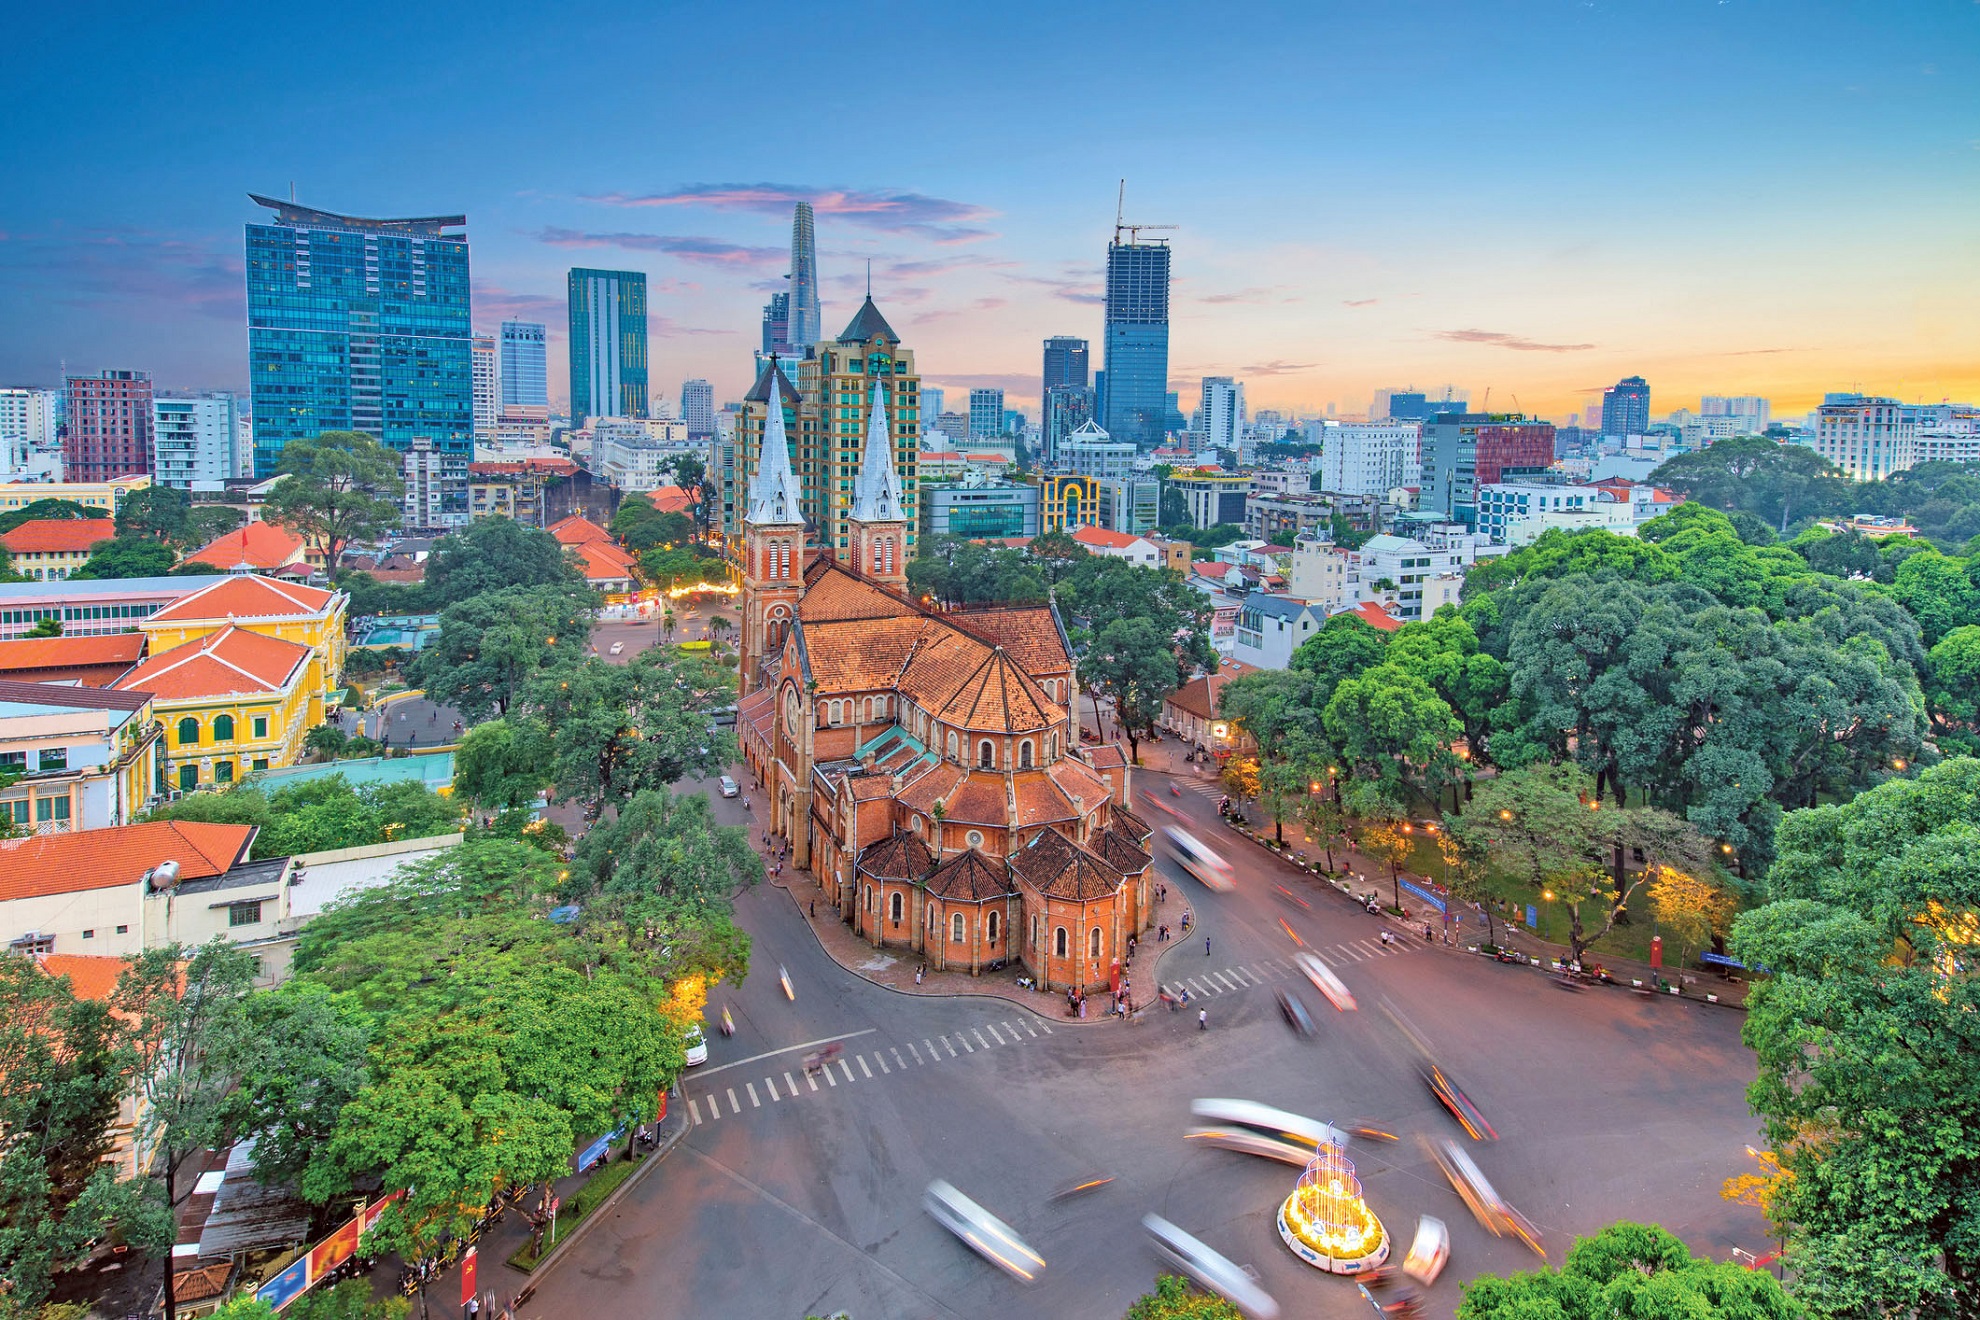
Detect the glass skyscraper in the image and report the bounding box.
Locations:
[788,202,823,349]
[500,321,548,410]
[568,268,649,424]
[1042,335,1090,392]
[244,195,473,502]
[1101,239,1171,446]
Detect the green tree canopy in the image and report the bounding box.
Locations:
[1731,758,1980,1315]
[144,775,462,858]
[1082,615,1183,763]
[1122,1273,1243,1319]
[423,516,583,609]
[1925,624,1980,755]
[67,534,177,580]
[452,718,555,811]
[1457,1221,1801,1320]
[410,582,596,720]
[0,497,99,534]
[265,432,407,571]
[523,645,734,804]
[1649,434,1847,532]
[113,484,190,542]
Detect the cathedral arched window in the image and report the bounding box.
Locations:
[947,731,959,760]
[1090,927,1103,959]
[890,892,903,924]
[951,913,965,943]
[978,740,994,769]
[1018,740,1033,769]
[987,911,1000,945]
[1054,926,1068,958]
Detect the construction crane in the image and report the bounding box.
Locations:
[1114,179,1176,246]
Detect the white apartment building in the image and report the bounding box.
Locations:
[1700,395,1770,434]
[1232,593,1326,670]
[402,438,448,528]
[0,388,60,447]
[1503,503,1642,545]
[152,393,243,490]
[1475,482,1600,544]
[1804,396,1916,480]
[596,418,694,491]
[471,336,499,439]
[1289,539,1354,613]
[1201,377,1247,458]
[1060,420,1137,481]
[1354,529,1493,622]
[1311,420,1421,496]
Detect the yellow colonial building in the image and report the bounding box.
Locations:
[110,576,347,791]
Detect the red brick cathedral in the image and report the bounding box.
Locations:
[734,359,1154,993]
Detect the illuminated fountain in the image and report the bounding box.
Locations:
[1277,1142,1389,1274]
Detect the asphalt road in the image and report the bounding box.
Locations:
[523,770,1767,1320]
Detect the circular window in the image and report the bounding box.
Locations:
[966,829,985,849]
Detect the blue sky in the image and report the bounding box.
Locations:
[2,1,1975,420]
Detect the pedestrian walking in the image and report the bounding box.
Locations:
[1205,936,1211,957]
[1198,1008,1208,1030]
[809,900,816,919]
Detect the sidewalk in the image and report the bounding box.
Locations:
[769,864,1191,1025]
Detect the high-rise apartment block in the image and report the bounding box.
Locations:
[1102,236,1172,446]
[64,370,154,482]
[969,389,1005,439]
[682,379,715,439]
[471,336,499,439]
[1600,376,1651,438]
[0,389,60,447]
[1313,420,1422,496]
[1042,385,1096,466]
[1700,395,1770,435]
[760,292,792,359]
[152,393,244,490]
[1200,377,1246,457]
[500,321,548,413]
[922,387,944,426]
[1804,396,1916,480]
[1419,415,1557,526]
[1059,420,1136,481]
[568,268,649,424]
[735,298,921,560]
[245,195,473,509]
[1043,336,1090,394]
[788,202,823,349]
[1383,390,1467,422]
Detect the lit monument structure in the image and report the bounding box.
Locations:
[1278,1143,1389,1274]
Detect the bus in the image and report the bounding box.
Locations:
[1185,1098,1348,1165]
[1164,827,1234,891]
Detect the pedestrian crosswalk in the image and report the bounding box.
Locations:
[683,1016,1055,1126]
[1156,939,1420,1004]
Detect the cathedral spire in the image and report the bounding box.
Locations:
[745,362,804,526]
[851,381,905,524]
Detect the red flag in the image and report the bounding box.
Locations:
[460,1245,477,1307]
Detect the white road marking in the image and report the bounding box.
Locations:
[805,1068,818,1092]
[1040,1022,1053,1035]
[955,1032,973,1054]
[858,1055,873,1079]
[823,1065,838,1087]
[765,1077,779,1101]
[1018,1019,1038,1038]
[985,1023,1007,1044]
[693,1028,880,1077]
[973,1028,992,1050]
[943,1036,958,1058]
[838,1059,855,1083]
[876,1052,890,1074]
[746,1082,760,1108]
[690,1098,703,1125]
[728,1088,741,1114]
[893,1046,908,1069]
[785,1071,801,1095]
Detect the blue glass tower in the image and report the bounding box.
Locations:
[1101,239,1171,446]
[245,195,474,505]
[568,268,649,424]
[500,321,548,410]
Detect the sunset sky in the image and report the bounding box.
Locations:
[3,1,1976,423]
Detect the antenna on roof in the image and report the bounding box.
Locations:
[866,258,872,298]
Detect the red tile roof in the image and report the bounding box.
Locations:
[0,821,254,901]
[0,632,145,679]
[35,954,130,1002]
[0,679,153,712]
[642,485,700,514]
[147,575,336,623]
[925,849,1012,902]
[573,540,637,582]
[1009,829,1123,902]
[1,518,117,553]
[856,830,934,880]
[1070,526,1147,551]
[183,521,308,571]
[1165,662,1260,721]
[549,515,613,546]
[1349,601,1404,633]
[115,625,310,700]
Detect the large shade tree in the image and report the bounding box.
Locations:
[265,431,406,571]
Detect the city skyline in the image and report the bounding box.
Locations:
[1,2,1975,422]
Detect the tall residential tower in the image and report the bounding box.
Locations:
[1101,233,1171,447]
[244,194,474,507]
[788,201,823,350]
[568,268,649,424]
[499,321,548,412]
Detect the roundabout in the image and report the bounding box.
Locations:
[1278,1144,1391,1275]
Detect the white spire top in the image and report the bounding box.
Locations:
[745,374,804,526]
[851,382,906,524]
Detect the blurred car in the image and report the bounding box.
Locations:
[609,641,625,655]
[1187,1099,1347,1166]
[924,1180,1046,1282]
[1293,952,1357,1012]
[1338,1119,1399,1143]
[1275,989,1317,1038]
[1425,1138,1539,1256]
[1420,1063,1497,1141]
[1402,1215,1449,1284]
[1163,827,1234,891]
[682,1024,708,1066]
[1143,1215,1280,1320]
[718,775,740,798]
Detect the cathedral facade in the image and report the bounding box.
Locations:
[733,341,1153,994]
